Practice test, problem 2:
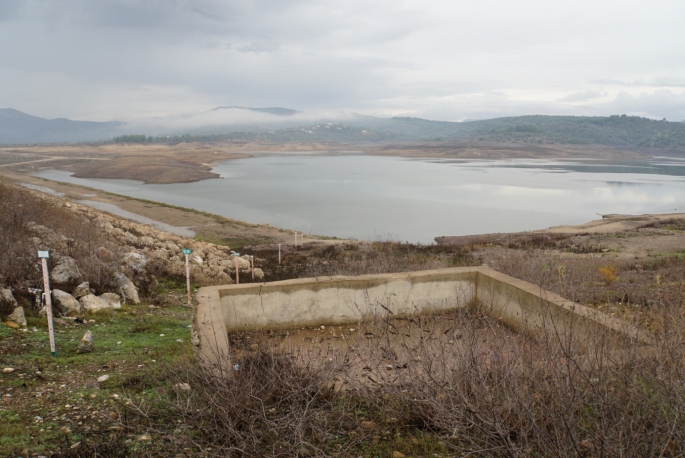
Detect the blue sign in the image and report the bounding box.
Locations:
[181,248,192,255]
[38,251,50,259]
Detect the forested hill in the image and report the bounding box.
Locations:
[376,115,685,148]
[147,114,685,149]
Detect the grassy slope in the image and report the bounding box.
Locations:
[0,289,193,456]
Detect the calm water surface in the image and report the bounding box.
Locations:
[34,155,685,243]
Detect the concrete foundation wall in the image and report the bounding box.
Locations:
[194,266,651,368]
[218,269,476,332]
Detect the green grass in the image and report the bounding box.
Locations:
[0,300,194,456]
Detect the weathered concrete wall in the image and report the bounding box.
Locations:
[474,267,651,344]
[193,266,651,368]
[218,269,476,332]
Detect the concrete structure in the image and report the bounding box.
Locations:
[193,266,652,371]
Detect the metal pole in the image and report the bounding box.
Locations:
[235,257,240,285]
[250,255,254,280]
[185,254,191,306]
[278,244,281,264]
[40,257,57,358]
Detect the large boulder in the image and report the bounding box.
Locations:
[114,273,140,304]
[79,294,111,313]
[0,288,18,308]
[100,293,121,309]
[7,307,27,327]
[227,256,251,270]
[50,257,81,284]
[52,289,82,317]
[72,282,92,300]
[253,268,265,281]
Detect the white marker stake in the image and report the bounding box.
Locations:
[278,244,282,264]
[185,254,191,306]
[250,255,255,280]
[181,248,193,306]
[295,232,298,248]
[235,254,240,285]
[38,251,56,357]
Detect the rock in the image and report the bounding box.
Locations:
[2,367,14,373]
[50,257,81,284]
[253,268,265,281]
[100,293,121,309]
[77,330,94,353]
[72,282,92,299]
[0,288,18,308]
[137,434,152,441]
[3,321,20,329]
[52,289,82,317]
[114,273,140,304]
[229,256,251,270]
[138,236,155,247]
[79,294,112,313]
[7,307,27,327]
[54,318,67,326]
[97,374,109,382]
[123,252,146,271]
[174,383,191,391]
[96,246,114,261]
[361,421,376,429]
[190,255,203,266]
[392,452,406,458]
[249,343,259,351]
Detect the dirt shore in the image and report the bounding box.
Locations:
[0,169,343,250]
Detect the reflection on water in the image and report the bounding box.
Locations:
[33,156,685,243]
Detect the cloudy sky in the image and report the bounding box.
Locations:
[1,0,684,122]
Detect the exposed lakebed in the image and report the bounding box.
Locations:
[33,154,685,243]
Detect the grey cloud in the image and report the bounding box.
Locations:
[560,91,605,102]
[1,0,684,121]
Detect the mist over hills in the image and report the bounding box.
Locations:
[0,108,123,144]
[2,106,685,150]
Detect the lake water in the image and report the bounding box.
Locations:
[34,154,685,243]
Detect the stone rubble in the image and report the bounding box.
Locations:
[9,188,268,320]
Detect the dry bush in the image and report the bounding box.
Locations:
[0,183,125,296]
[128,304,685,457]
[154,352,364,457]
[248,241,477,282]
[358,308,685,457]
[0,182,51,288]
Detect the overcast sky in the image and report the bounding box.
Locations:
[1,0,684,122]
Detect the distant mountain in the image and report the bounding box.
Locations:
[3,106,685,149]
[211,106,301,116]
[0,108,123,144]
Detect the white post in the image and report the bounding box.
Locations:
[235,254,240,285]
[181,248,193,306]
[185,254,191,306]
[295,232,298,248]
[250,255,254,280]
[38,252,56,358]
[278,244,281,264]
